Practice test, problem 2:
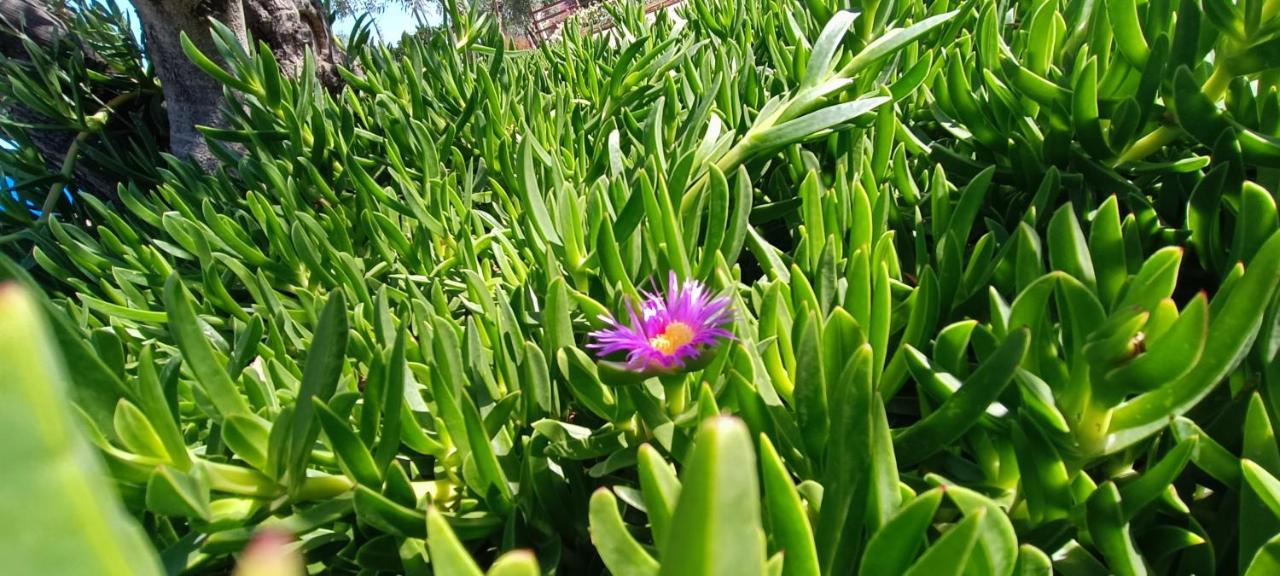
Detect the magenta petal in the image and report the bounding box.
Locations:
[587,274,734,372]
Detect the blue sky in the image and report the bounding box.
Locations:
[339,4,433,40]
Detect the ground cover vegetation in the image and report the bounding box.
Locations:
[6,0,1280,574]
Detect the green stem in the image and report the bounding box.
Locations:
[1265,0,1280,25]
[0,231,28,245]
[1076,400,1114,459]
[662,377,688,417]
[205,461,280,497]
[1114,125,1180,166]
[296,474,356,501]
[32,91,139,225]
[677,133,755,223]
[35,131,89,223]
[1113,66,1234,166]
[1202,65,1234,101]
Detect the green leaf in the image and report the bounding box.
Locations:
[1071,57,1112,158]
[1203,0,1246,39]
[1241,391,1280,567]
[0,286,162,574]
[894,328,1029,467]
[589,489,660,576]
[1109,231,1280,452]
[817,345,874,574]
[520,135,563,247]
[461,392,513,507]
[1243,459,1280,518]
[803,11,858,88]
[559,348,618,421]
[314,400,380,488]
[1084,483,1146,576]
[1118,437,1197,519]
[755,97,889,151]
[841,12,959,77]
[1047,204,1097,291]
[1171,68,1232,147]
[722,166,754,265]
[1246,533,1280,576]
[759,434,819,576]
[945,167,996,257]
[940,482,1018,576]
[374,329,407,471]
[793,309,827,461]
[1011,413,1074,523]
[427,506,484,576]
[544,277,575,359]
[163,274,250,419]
[902,508,986,576]
[1187,164,1230,273]
[1089,196,1127,308]
[521,341,554,420]
[113,399,168,460]
[286,291,350,492]
[1234,182,1279,264]
[1107,0,1149,65]
[487,551,541,576]
[221,414,271,473]
[659,417,766,576]
[1113,247,1182,314]
[179,32,259,95]
[1171,416,1241,486]
[882,267,941,397]
[1101,293,1208,400]
[860,488,944,575]
[866,393,902,531]
[136,346,188,469]
[1014,545,1053,576]
[639,443,681,547]
[145,465,211,521]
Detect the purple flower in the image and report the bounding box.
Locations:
[588,273,733,372]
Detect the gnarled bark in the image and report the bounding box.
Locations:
[243,0,341,86]
[131,0,341,169]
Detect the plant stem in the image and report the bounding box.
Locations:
[35,131,89,223]
[205,461,280,497]
[296,474,356,501]
[1113,66,1234,166]
[1076,398,1115,459]
[662,377,687,417]
[1114,125,1179,166]
[0,231,28,245]
[32,91,139,225]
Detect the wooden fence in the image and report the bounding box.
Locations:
[525,0,683,45]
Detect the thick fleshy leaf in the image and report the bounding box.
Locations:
[0,286,163,574]
[659,417,765,576]
[589,489,660,576]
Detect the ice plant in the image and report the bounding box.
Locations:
[588,273,733,372]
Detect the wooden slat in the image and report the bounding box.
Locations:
[525,0,683,45]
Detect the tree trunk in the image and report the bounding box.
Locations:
[243,0,341,87]
[131,0,341,169]
[1,0,341,176]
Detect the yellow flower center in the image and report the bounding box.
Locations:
[650,321,695,355]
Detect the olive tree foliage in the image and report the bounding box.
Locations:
[332,0,434,16]
[337,0,538,41]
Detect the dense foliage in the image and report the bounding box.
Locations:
[7,0,1280,574]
